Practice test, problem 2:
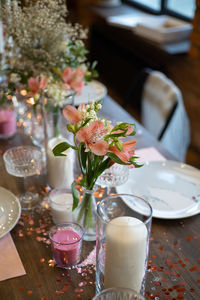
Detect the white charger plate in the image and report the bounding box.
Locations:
[0,187,21,238]
[116,161,200,219]
[74,80,107,106]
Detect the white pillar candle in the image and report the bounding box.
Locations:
[50,191,74,224]
[47,137,74,189]
[104,216,147,293]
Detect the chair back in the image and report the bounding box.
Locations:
[141,70,190,161]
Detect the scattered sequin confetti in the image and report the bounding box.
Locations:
[78,247,96,267]
[27,290,33,295]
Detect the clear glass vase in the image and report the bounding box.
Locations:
[29,104,63,149]
[96,194,153,295]
[76,187,97,242]
[50,107,63,138]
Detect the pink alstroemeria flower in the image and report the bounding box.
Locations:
[63,104,85,124]
[27,76,47,97]
[76,120,109,156]
[110,140,136,168]
[62,67,85,95]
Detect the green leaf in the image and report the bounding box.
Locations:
[91,60,98,69]
[79,118,91,130]
[133,162,144,168]
[106,152,129,165]
[0,93,6,105]
[95,157,111,179]
[105,132,126,139]
[115,140,123,151]
[128,124,137,136]
[80,143,87,170]
[72,182,80,211]
[53,142,71,156]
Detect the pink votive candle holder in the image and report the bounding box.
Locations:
[49,223,84,268]
[0,108,16,139]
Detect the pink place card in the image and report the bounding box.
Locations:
[135,147,166,164]
[0,233,26,281]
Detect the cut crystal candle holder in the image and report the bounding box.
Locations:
[92,287,146,300]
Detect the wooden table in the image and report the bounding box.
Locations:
[0,96,199,300]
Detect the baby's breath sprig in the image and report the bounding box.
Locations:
[0,0,88,85]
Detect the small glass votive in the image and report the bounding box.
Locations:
[92,287,146,300]
[0,103,16,139]
[49,223,84,268]
[49,189,74,224]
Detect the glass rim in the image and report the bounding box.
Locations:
[49,188,73,205]
[49,222,85,245]
[93,287,145,299]
[3,145,42,166]
[97,193,153,226]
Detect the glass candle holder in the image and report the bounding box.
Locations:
[0,103,16,139]
[96,194,153,295]
[49,189,74,224]
[93,287,146,300]
[49,223,84,268]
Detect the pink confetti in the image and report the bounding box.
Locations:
[79,247,96,267]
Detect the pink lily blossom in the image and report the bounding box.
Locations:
[27,76,47,97]
[109,140,136,168]
[62,67,85,95]
[76,120,109,156]
[63,104,85,124]
[63,105,80,124]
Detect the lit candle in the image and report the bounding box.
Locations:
[0,109,16,138]
[49,189,74,224]
[49,224,84,268]
[47,137,74,189]
[104,216,147,293]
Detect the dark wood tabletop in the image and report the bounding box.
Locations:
[0,96,199,300]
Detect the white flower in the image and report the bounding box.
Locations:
[97,103,102,109]
[10,73,20,84]
[47,81,66,107]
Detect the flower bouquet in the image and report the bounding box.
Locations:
[0,0,97,114]
[53,101,141,240]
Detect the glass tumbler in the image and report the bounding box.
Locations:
[92,287,146,300]
[49,222,84,268]
[96,194,152,295]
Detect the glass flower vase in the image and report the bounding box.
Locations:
[30,104,63,148]
[50,107,62,138]
[76,187,97,242]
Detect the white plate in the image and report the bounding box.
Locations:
[0,187,21,238]
[116,161,200,219]
[74,80,107,105]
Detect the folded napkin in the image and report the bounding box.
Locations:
[135,147,166,163]
[0,233,26,281]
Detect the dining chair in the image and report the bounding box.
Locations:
[126,69,190,162]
